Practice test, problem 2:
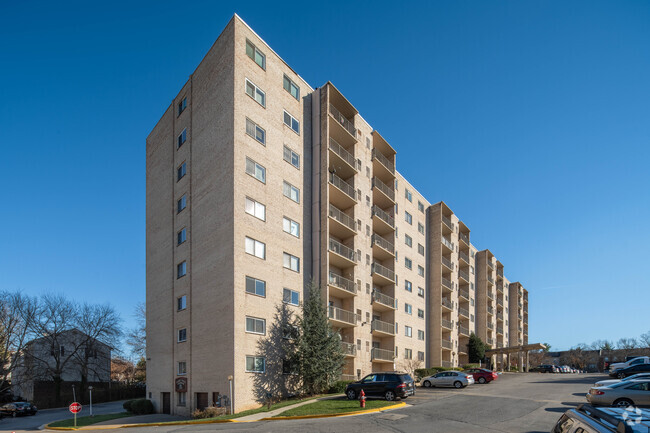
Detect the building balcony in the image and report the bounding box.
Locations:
[497,326,504,335]
[442,215,454,233]
[441,255,453,272]
[459,307,469,318]
[497,342,504,349]
[371,347,394,363]
[372,148,395,180]
[487,306,494,315]
[487,338,494,346]
[441,235,454,253]
[371,319,395,337]
[459,251,469,265]
[341,341,356,357]
[372,234,395,260]
[487,323,494,331]
[328,271,357,298]
[441,360,453,368]
[487,261,494,270]
[459,269,469,283]
[328,204,356,239]
[497,298,504,307]
[371,205,394,235]
[441,276,453,292]
[496,282,504,293]
[442,339,453,350]
[328,238,356,268]
[497,268,504,278]
[487,275,494,285]
[459,288,469,300]
[442,319,453,330]
[372,177,395,208]
[496,312,503,321]
[328,137,357,179]
[328,172,356,209]
[441,298,453,312]
[459,232,469,246]
[487,291,494,301]
[328,306,358,328]
[329,103,356,140]
[372,262,395,285]
[459,325,470,336]
[372,290,396,311]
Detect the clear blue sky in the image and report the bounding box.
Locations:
[1,0,649,352]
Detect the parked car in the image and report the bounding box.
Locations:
[609,356,650,373]
[609,363,650,379]
[0,402,38,417]
[463,368,498,384]
[345,372,415,401]
[421,371,475,388]
[552,404,650,432]
[586,379,650,407]
[531,364,558,373]
[594,373,650,388]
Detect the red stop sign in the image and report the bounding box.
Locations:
[69,402,82,413]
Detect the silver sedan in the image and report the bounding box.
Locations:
[586,379,650,407]
[421,371,475,389]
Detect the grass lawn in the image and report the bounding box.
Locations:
[274,398,397,417]
[48,412,132,428]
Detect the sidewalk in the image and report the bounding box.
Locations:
[236,394,343,421]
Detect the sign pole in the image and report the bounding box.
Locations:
[74,412,77,428]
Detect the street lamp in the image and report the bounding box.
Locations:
[227,375,233,415]
[88,386,93,417]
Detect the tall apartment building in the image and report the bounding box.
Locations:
[146,14,531,415]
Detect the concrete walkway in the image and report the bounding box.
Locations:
[236,394,344,421]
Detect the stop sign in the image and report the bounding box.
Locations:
[69,402,82,413]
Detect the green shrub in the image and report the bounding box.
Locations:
[122,400,134,412]
[128,398,154,415]
[192,407,227,419]
[327,380,353,394]
[463,364,481,369]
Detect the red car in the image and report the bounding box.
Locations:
[463,368,498,384]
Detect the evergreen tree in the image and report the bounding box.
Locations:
[468,333,486,363]
[295,281,344,395]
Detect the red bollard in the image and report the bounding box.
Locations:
[360,389,366,408]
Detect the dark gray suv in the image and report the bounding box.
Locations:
[346,372,415,401]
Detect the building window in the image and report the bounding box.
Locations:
[366,166,370,178]
[405,348,412,359]
[283,288,300,306]
[177,361,187,375]
[405,303,412,315]
[418,201,425,213]
[418,330,425,340]
[283,217,300,237]
[418,309,424,319]
[470,282,475,291]
[283,145,300,169]
[283,181,300,203]
[245,79,266,107]
[177,162,186,181]
[245,39,266,69]
[283,253,300,272]
[283,75,300,100]
[177,128,186,148]
[246,276,266,297]
[405,280,412,292]
[245,237,266,259]
[283,110,300,134]
[246,118,266,144]
[470,298,475,306]
[418,265,424,277]
[405,257,412,270]
[471,314,475,322]
[418,244,424,256]
[177,261,187,278]
[418,351,425,361]
[405,189,412,202]
[245,355,265,373]
[418,223,425,234]
[405,326,412,337]
[245,316,266,335]
[245,157,266,183]
[405,211,412,225]
[177,195,187,213]
[177,228,187,245]
[178,97,187,116]
[418,287,424,297]
[177,328,187,342]
[470,266,475,274]
[177,295,187,311]
[245,197,266,221]
[177,392,186,406]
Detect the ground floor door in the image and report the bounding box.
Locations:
[161,392,170,414]
[196,392,208,410]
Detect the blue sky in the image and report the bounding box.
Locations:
[1,0,649,352]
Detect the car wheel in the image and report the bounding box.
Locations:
[478,377,486,384]
[617,372,626,379]
[613,398,634,408]
[346,389,356,400]
[423,380,431,388]
[385,390,395,401]
[453,381,463,389]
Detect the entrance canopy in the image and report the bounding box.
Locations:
[485,343,546,356]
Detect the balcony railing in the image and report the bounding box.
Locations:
[442,215,454,231]
[329,172,356,200]
[487,338,494,346]
[341,342,357,356]
[328,204,356,232]
[487,275,495,284]
[372,205,394,228]
[329,137,356,168]
[496,283,503,293]
[372,290,396,309]
[372,177,395,201]
[459,307,469,317]
[459,325,470,336]
[442,339,453,350]
[372,234,395,254]
[459,251,469,263]
[459,288,469,299]
[459,232,469,245]
[441,236,454,251]
[496,312,503,321]
[497,298,504,307]
[442,298,453,310]
[328,306,357,325]
[328,271,356,295]
[487,291,494,301]
[372,148,395,174]
[497,342,504,349]
[372,262,395,282]
[371,319,395,335]
[371,347,394,361]
[497,326,504,334]
[487,306,494,315]
[441,256,453,270]
[442,319,453,329]
[497,268,504,277]
[329,103,356,137]
[329,238,355,262]
[459,269,469,281]
[442,277,453,290]
[487,323,494,330]
[487,261,494,270]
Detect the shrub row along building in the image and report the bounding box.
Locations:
[146,14,529,415]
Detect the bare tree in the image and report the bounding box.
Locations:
[399,358,423,378]
[0,292,37,396]
[126,302,146,359]
[639,331,650,349]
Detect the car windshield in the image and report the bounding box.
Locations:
[15,402,30,407]
[399,374,413,382]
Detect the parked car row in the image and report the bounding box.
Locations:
[583,359,650,409]
[420,368,498,389]
[530,364,582,373]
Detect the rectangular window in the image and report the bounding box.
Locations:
[177,392,186,406]
[178,97,187,116]
[177,261,186,278]
[418,265,425,277]
[245,118,266,144]
[418,244,425,256]
[471,314,475,322]
[405,234,412,247]
[177,162,186,181]
[245,79,266,107]
[405,348,412,359]
[246,276,266,297]
[245,237,266,259]
[177,128,186,148]
[418,287,425,298]
[418,223,425,234]
[283,110,300,134]
[245,157,266,183]
[418,201,425,213]
[177,228,187,245]
[283,217,300,237]
[418,309,424,319]
[405,326,412,337]
[283,253,300,272]
[418,351,425,361]
[470,266,475,274]
[405,257,412,270]
[283,145,300,169]
[245,355,265,373]
[405,303,412,315]
[470,282,475,291]
[245,39,266,69]
[283,181,300,203]
[177,328,187,342]
[177,295,187,311]
[177,361,187,375]
[405,280,412,292]
[283,75,300,100]
[405,211,412,225]
[245,316,266,335]
[283,288,300,306]
[177,195,187,213]
[245,197,266,221]
[418,330,425,340]
[405,189,412,202]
